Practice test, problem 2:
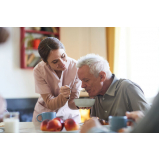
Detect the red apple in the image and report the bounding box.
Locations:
[40,119,50,131]
[54,117,64,129]
[46,118,63,131]
[64,118,79,131]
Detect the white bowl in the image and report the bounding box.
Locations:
[74,98,95,107]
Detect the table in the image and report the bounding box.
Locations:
[1,122,130,133]
[19,122,37,133]
[1,122,82,133]
[19,122,80,133]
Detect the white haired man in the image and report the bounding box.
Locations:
[77,54,150,121]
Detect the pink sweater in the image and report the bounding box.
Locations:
[32,57,82,123]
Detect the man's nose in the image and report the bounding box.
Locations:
[81,82,86,88]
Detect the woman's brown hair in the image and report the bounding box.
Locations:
[38,37,65,62]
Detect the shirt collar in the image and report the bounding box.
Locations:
[105,74,119,96]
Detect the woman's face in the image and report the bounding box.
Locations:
[47,49,67,71]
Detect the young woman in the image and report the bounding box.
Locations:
[32,37,81,123]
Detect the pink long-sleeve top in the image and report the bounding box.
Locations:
[32,57,82,123]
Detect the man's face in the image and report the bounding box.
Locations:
[78,65,103,97]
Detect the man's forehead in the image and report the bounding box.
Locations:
[78,65,91,77]
[78,65,89,72]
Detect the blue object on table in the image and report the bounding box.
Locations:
[109,116,134,132]
[36,112,56,122]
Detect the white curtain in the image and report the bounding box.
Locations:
[114,27,159,103]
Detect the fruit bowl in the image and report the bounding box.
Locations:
[74,98,95,107]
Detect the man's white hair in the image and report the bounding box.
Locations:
[77,53,111,77]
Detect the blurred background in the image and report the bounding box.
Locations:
[0,27,159,122]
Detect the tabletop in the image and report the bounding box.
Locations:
[19,122,37,133]
[1,122,130,133]
[0,122,82,133]
[20,122,82,133]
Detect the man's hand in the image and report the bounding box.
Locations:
[60,85,71,99]
[118,111,145,131]
[126,111,144,123]
[80,117,102,133]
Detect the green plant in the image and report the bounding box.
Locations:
[22,34,34,49]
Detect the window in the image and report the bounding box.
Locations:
[114,27,159,103]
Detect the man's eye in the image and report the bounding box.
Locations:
[85,80,89,82]
[53,61,57,64]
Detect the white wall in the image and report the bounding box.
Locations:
[0,28,38,98]
[0,27,106,99]
[60,27,106,60]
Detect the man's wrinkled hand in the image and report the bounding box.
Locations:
[80,117,102,133]
[126,111,144,123]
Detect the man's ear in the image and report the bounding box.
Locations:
[99,71,106,82]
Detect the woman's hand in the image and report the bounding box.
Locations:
[60,85,71,99]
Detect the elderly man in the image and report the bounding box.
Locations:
[77,54,150,121]
[80,92,159,133]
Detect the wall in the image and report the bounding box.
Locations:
[60,27,106,60]
[0,28,38,98]
[0,27,106,99]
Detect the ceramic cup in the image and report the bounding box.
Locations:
[36,112,56,122]
[109,116,134,132]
